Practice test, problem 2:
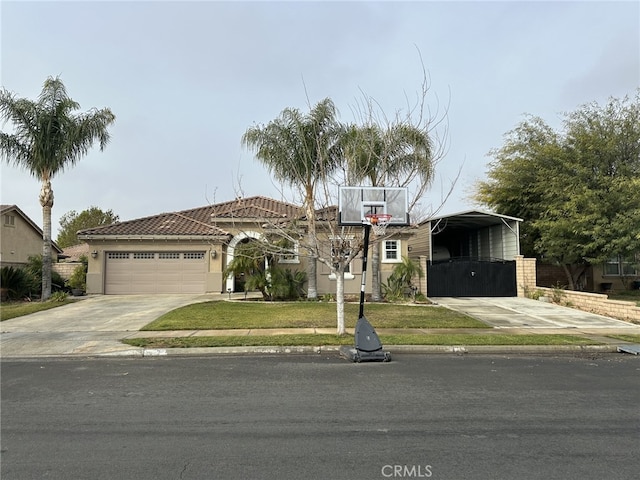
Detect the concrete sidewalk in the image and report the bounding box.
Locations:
[2,294,640,358]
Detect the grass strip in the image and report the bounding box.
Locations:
[0,299,77,321]
[123,334,597,349]
[141,301,486,330]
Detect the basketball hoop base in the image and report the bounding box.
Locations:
[340,346,392,363]
[339,316,392,363]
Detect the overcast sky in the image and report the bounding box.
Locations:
[1,0,638,237]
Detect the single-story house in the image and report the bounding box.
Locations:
[0,205,62,268]
[77,196,411,296]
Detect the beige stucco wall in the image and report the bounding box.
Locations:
[83,226,411,296]
[0,212,57,266]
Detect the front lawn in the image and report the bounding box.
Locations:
[0,299,77,321]
[141,301,488,331]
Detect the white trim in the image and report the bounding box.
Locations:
[278,241,300,264]
[329,272,355,280]
[382,239,402,263]
[225,231,263,292]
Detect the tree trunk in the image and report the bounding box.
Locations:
[336,266,346,335]
[561,263,575,291]
[39,179,54,301]
[307,229,318,300]
[304,188,318,300]
[371,241,381,301]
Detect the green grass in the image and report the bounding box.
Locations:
[0,299,77,321]
[141,301,487,331]
[123,333,598,349]
[608,289,640,306]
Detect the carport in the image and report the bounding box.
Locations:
[423,210,522,297]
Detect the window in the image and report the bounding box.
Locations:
[107,252,130,260]
[329,235,355,280]
[382,240,402,263]
[134,252,155,260]
[184,252,205,260]
[604,255,638,276]
[278,242,299,264]
[3,214,15,227]
[159,253,180,260]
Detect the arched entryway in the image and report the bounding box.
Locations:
[225,231,267,292]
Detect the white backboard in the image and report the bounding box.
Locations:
[338,186,409,226]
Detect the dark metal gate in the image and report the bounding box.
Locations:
[427,259,517,297]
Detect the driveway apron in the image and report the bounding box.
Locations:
[1,294,212,357]
[432,296,640,332]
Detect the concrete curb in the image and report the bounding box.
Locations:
[0,344,624,360]
[119,344,622,358]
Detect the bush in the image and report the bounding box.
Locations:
[23,255,68,295]
[49,291,69,302]
[0,266,32,300]
[270,268,307,301]
[67,263,87,292]
[382,257,424,301]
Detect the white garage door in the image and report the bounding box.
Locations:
[105,252,206,294]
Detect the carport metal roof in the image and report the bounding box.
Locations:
[425,210,522,231]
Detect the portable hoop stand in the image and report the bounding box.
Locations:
[340,214,392,363]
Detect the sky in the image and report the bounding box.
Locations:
[1,0,638,238]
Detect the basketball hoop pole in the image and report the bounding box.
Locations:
[338,219,391,362]
[358,222,371,319]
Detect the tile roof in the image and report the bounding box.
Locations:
[78,196,311,237]
[60,242,90,261]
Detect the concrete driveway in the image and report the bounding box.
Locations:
[432,296,640,332]
[1,294,213,357]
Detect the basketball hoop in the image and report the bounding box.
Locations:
[364,213,392,236]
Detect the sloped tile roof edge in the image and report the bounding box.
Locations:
[76,196,317,237]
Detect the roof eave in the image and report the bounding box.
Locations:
[78,234,231,242]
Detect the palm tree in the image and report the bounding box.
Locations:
[0,76,115,299]
[242,98,341,300]
[341,123,433,300]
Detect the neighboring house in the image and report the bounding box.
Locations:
[596,255,639,291]
[409,210,523,297]
[538,257,639,293]
[78,196,411,296]
[53,243,91,280]
[0,205,62,268]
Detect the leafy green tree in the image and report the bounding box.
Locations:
[0,77,115,299]
[242,98,341,300]
[475,91,640,289]
[340,122,433,300]
[56,207,119,248]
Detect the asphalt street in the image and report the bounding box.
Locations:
[2,354,639,480]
